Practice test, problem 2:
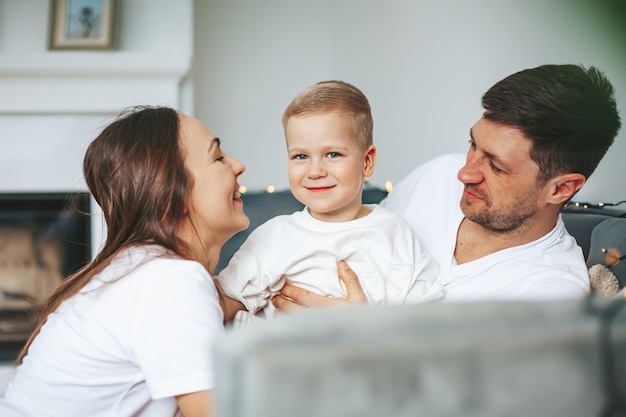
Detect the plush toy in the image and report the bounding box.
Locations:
[588,264,620,296]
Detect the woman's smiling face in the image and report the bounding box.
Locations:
[179,114,249,249]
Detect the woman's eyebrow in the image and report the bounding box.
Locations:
[209,137,221,152]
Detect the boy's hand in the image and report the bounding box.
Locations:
[272,260,367,312]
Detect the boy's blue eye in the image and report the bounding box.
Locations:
[327,152,340,158]
[294,154,308,160]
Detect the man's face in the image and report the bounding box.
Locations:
[457,117,549,233]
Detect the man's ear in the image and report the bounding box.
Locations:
[363,145,377,178]
[548,173,586,205]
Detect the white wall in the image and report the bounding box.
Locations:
[192,0,626,204]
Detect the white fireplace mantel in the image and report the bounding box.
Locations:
[0,52,191,114]
[0,50,192,263]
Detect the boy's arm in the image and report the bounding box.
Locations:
[401,225,445,303]
[403,249,444,303]
[213,279,246,323]
[215,219,283,322]
[214,278,246,323]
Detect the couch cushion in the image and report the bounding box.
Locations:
[561,212,608,259]
[585,217,626,287]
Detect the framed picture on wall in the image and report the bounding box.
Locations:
[48,0,117,50]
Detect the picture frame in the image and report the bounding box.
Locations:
[48,0,117,50]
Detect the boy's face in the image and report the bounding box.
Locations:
[285,112,376,222]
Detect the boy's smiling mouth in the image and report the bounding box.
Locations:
[305,185,336,192]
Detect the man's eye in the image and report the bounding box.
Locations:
[490,162,503,173]
[294,154,308,160]
[326,152,340,158]
[468,139,476,149]
[216,155,225,162]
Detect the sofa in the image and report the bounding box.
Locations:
[215,295,626,417]
[216,187,626,291]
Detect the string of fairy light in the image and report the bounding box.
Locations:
[238,180,395,195]
[564,200,626,210]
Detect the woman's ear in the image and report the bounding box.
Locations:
[363,145,377,178]
[181,201,190,216]
[548,173,586,205]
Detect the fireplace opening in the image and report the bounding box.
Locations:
[0,193,91,361]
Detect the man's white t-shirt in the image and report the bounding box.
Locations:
[380,153,590,301]
[0,245,224,417]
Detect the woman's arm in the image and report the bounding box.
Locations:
[176,390,214,417]
[272,260,367,311]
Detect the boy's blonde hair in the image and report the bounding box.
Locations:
[282,80,373,149]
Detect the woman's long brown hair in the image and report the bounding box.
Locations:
[17,106,192,363]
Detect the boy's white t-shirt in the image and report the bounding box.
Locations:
[218,204,444,316]
[0,245,224,417]
[380,153,590,301]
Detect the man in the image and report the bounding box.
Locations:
[273,64,621,308]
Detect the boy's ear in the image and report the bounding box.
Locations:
[547,173,586,205]
[363,145,377,178]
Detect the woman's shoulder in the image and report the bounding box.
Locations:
[99,245,210,285]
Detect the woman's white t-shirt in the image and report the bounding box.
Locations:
[0,245,224,417]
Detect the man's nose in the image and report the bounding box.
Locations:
[458,154,484,185]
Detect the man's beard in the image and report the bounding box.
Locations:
[460,187,540,233]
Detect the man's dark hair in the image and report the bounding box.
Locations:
[481,64,621,181]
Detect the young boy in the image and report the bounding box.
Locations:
[217,80,443,323]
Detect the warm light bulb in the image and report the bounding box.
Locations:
[239,185,247,194]
[599,202,605,207]
[385,181,393,193]
[266,185,276,193]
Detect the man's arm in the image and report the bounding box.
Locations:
[272,260,367,311]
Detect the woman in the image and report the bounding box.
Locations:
[0,106,249,416]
